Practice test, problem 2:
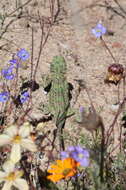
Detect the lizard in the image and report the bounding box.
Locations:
[40,56,74,151]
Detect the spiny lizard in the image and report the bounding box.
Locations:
[40,56,74,151]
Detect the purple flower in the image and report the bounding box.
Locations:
[0,92,9,102]
[17,49,30,61]
[60,151,69,159]
[9,59,23,69]
[9,59,17,64]
[9,59,18,68]
[1,67,15,80]
[20,91,29,103]
[61,146,75,159]
[71,146,89,167]
[92,23,106,38]
[61,146,90,167]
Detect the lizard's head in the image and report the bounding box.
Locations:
[51,56,67,74]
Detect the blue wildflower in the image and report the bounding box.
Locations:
[61,146,75,159]
[9,59,18,68]
[9,59,17,64]
[20,91,29,103]
[1,67,15,80]
[60,151,69,158]
[61,146,90,167]
[17,49,30,61]
[0,92,9,102]
[9,59,22,69]
[92,23,106,38]
[71,146,89,167]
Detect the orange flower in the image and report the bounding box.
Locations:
[47,157,79,182]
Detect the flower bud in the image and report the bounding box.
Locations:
[105,64,124,85]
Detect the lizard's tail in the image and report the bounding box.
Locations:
[56,111,66,151]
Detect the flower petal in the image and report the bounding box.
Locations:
[19,123,32,138]
[48,163,63,174]
[2,181,13,190]
[75,146,83,152]
[13,178,29,190]
[91,23,106,38]
[50,164,61,170]
[63,158,75,169]
[60,151,69,159]
[10,144,21,163]
[47,169,63,174]
[65,169,77,178]
[5,125,18,137]
[82,149,89,157]
[56,160,63,168]
[21,139,37,152]
[47,174,64,182]
[0,171,6,178]
[15,170,23,179]
[67,146,75,152]
[0,171,6,182]
[3,160,15,173]
[0,92,10,102]
[0,135,11,146]
[17,49,29,61]
[80,158,89,167]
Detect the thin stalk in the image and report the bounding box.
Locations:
[106,97,126,146]
[100,36,117,63]
[100,124,105,182]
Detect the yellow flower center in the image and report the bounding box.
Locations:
[12,135,22,143]
[62,168,71,176]
[5,172,16,181]
[96,29,102,33]
[78,153,84,159]
[5,170,23,181]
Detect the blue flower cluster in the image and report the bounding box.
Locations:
[61,146,90,167]
[2,49,29,80]
[0,49,30,103]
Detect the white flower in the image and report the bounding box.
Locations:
[0,122,37,163]
[0,160,29,190]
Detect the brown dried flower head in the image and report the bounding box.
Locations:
[105,64,124,85]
